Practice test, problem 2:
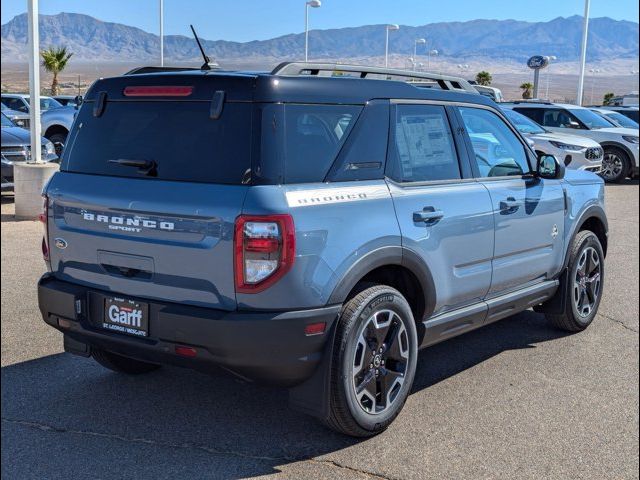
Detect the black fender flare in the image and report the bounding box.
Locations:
[562,204,609,270]
[327,245,437,319]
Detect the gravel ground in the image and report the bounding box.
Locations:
[1,181,638,480]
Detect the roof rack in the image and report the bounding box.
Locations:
[270,62,478,93]
[508,100,554,105]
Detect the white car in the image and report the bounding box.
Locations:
[506,102,639,182]
[0,93,64,114]
[501,108,602,173]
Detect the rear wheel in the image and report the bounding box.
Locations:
[92,348,161,374]
[47,132,67,157]
[325,285,418,437]
[601,147,629,183]
[546,230,604,332]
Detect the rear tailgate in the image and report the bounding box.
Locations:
[46,174,246,310]
[46,74,256,310]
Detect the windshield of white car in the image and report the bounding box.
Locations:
[502,108,546,134]
[604,111,639,129]
[1,113,15,127]
[568,108,615,129]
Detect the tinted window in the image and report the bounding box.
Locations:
[603,111,638,128]
[283,104,361,183]
[512,107,544,125]
[459,107,530,177]
[63,101,252,184]
[538,108,585,129]
[389,104,460,182]
[2,98,28,113]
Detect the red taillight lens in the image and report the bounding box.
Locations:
[234,214,295,293]
[40,194,50,264]
[123,86,193,97]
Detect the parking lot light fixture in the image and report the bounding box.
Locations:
[413,38,426,71]
[545,55,557,100]
[428,49,438,70]
[385,24,399,68]
[305,0,321,62]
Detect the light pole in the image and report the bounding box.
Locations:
[589,68,600,105]
[544,55,557,100]
[413,38,426,71]
[159,0,164,66]
[27,0,41,163]
[385,24,399,68]
[632,70,639,92]
[304,0,321,62]
[428,49,438,70]
[576,0,591,105]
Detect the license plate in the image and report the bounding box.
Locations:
[103,297,149,337]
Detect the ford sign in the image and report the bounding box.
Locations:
[527,55,549,70]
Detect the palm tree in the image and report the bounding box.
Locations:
[603,92,615,105]
[475,71,492,86]
[520,82,534,99]
[41,46,73,96]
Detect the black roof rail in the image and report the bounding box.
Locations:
[270,62,479,93]
[509,100,554,105]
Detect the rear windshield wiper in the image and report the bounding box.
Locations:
[108,159,157,177]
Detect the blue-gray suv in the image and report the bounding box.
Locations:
[37,63,608,437]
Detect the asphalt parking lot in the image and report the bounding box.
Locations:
[1,181,638,480]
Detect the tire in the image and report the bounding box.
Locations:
[324,285,418,437]
[546,230,605,332]
[47,132,67,157]
[92,348,161,374]
[601,147,630,183]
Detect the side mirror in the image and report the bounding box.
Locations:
[74,95,83,109]
[537,154,565,180]
[567,120,581,129]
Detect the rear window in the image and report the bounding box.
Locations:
[62,101,252,184]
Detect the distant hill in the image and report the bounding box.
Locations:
[1,12,638,64]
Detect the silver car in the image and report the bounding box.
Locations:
[502,107,602,173]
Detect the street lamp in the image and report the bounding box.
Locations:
[385,24,399,68]
[544,55,557,100]
[413,38,426,71]
[428,49,438,70]
[589,68,601,105]
[576,0,591,105]
[304,0,321,62]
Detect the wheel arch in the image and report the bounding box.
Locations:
[564,205,609,270]
[44,124,69,139]
[600,141,635,175]
[327,246,436,328]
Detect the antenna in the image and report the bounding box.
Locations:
[190,24,214,70]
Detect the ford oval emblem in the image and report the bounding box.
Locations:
[54,238,67,249]
[527,55,549,70]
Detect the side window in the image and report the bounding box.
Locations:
[388,104,461,183]
[540,108,583,129]
[5,98,28,113]
[283,104,361,183]
[459,107,530,178]
[513,107,543,125]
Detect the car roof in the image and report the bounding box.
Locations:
[83,70,494,106]
[1,93,52,99]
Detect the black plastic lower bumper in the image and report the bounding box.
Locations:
[38,275,340,386]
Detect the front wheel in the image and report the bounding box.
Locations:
[600,147,630,183]
[546,230,604,332]
[324,285,418,437]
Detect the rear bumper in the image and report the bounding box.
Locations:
[38,275,340,386]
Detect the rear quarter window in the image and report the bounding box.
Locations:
[62,101,252,184]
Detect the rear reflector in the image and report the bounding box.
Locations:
[57,318,72,329]
[175,345,197,357]
[304,322,326,336]
[123,86,193,97]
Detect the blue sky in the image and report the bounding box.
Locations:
[1,0,639,42]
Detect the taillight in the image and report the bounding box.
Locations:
[234,214,295,293]
[40,194,50,266]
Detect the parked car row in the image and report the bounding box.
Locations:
[1,113,58,191]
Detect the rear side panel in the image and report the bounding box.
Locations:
[238,180,400,310]
[46,172,247,310]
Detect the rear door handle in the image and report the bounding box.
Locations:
[413,208,444,224]
[499,197,522,212]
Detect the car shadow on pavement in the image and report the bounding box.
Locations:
[1,310,570,479]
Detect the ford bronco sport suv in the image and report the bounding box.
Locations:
[38,63,608,437]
